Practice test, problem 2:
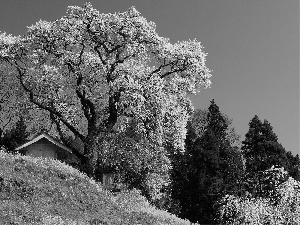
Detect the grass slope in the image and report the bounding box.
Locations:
[0,151,194,225]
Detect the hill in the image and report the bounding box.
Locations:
[0,151,194,225]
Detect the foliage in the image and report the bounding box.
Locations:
[169,100,244,224]
[0,151,197,225]
[241,165,289,200]
[1,115,29,152]
[0,59,26,134]
[242,115,299,180]
[186,105,242,150]
[217,166,300,224]
[286,151,300,181]
[0,2,211,200]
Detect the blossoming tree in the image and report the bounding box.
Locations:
[0,3,211,198]
[217,166,300,224]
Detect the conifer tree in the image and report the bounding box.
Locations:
[286,152,300,181]
[242,115,288,174]
[241,115,295,198]
[207,99,229,147]
[2,115,29,152]
[207,100,243,196]
[170,99,244,224]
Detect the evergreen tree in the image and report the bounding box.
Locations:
[170,99,244,224]
[207,99,229,147]
[242,115,263,161]
[2,115,29,153]
[240,115,300,198]
[174,127,222,224]
[220,146,244,196]
[242,116,289,174]
[286,152,300,181]
[207,100,243,197]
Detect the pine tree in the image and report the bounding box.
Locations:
[286,152,300,181]
[207,99,229,147]
[242,115,263,160]
[241,115,295,198]
[176,127,222,224]
[242,116,289,174]
[2,115,29,153]
[170,99,244,224]
[207,100,243,196]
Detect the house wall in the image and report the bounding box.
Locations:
[20,138,65,159]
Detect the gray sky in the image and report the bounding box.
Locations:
[0,0,299,156]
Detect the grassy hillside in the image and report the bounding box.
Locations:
[0,151,195,225]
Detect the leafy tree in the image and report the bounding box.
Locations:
[0,3,211,200]
[217,167,300,225]
[0,66,26,139]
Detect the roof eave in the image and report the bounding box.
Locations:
[15,133,73,154]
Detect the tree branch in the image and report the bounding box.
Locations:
[104,90,122,131]
[50,112,86,161]
[14,65,86,142]
[160,60,189,79]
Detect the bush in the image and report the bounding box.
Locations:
[217,166,300,224]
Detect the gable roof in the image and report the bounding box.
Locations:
[15,133,73,154]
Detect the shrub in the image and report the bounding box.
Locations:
[217,166,300,224]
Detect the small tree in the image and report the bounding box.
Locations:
[1,115,29,152]
[217,167,300,225]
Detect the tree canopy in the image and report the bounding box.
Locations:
[0,3,211,199]
[241,115,300,199]
[242,115,289,174]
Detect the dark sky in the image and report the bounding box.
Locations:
[0,0,299,156]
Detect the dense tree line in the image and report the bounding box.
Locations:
[164,100,299,224]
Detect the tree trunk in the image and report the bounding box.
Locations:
[80,133,103,181]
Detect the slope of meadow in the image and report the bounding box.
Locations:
[0,151,194,225]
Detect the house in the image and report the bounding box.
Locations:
[15,133,116,188]
[15,133,73,160]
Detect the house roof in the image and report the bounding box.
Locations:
[15,133,73,154]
